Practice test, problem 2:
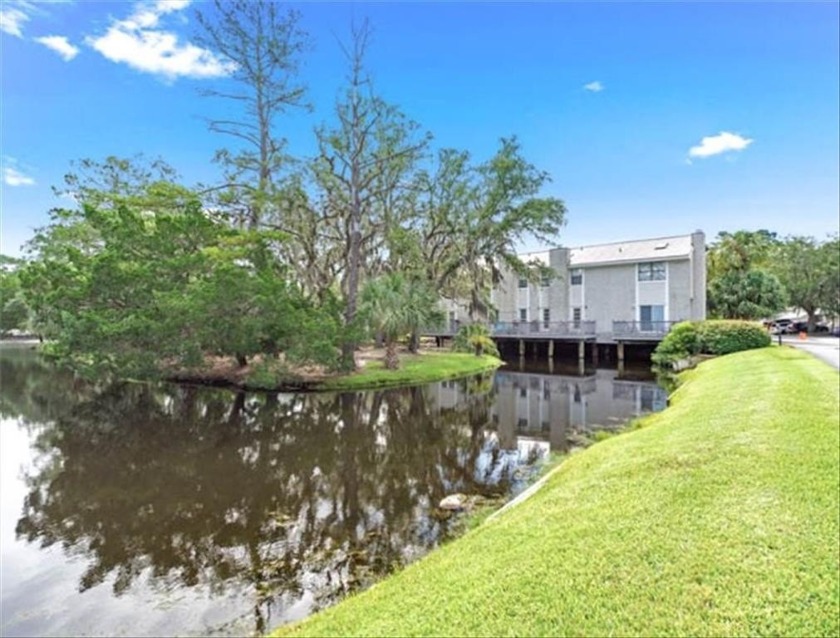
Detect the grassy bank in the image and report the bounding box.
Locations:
[278,347,840,636]
[315,352,503,391]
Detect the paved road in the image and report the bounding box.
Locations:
[781,335,840,370]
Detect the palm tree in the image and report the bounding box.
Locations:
[359,274,442,369]
[404,279,444,354]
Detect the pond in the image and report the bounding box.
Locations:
[0,344,666,637]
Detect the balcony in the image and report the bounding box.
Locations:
[492,321,597,338]
[423,321,597,339]
[612,321,676,340]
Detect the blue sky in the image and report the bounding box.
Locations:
[2,1,839,257]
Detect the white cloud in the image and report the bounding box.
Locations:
[583,81,604,93]
[86,0,235,81]
[3,167,36,187]
[688,131,753,158]
[0,8,29,37]
[1,1,70,38]
[35,34,79,60]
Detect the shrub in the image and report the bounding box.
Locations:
[452,323,500,358]
[697,320,771,355]
[651,321,701,366]
[653,319,770,367]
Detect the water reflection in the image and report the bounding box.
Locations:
[0,346,666,637]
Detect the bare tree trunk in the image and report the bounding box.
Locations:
[384,340,399,370]
[408,330,419,354]
[807,309,817,333]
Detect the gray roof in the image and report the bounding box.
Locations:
[569,234,693,267]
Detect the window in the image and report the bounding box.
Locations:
[519,387,527,398]
[543,308,550,328]
[572,307,582,328]
[519,308,527,322]
[638,262,666,281]
[518,277,528,288]
[540,273,551,287]
[570,269,583,285]
[639,305,665,331]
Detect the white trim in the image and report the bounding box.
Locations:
[581,269,586,320]
[635,266,640,321]
[526,284,531,319]
[665,261,670,321]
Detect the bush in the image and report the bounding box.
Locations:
[651,321,701,366]
[653,319,770,367]
[698,320,771,355]
[452,323,500,358]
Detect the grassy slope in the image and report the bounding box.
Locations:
[280,347,840,637]
[316,352,502,391]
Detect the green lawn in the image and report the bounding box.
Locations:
[316,351,502,391]
[278,347,840,637]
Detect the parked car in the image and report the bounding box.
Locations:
[789,320,830,334]
[768,319,793,334]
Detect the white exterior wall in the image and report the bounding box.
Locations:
[437,233,706,337]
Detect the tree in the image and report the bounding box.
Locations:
[358,273,441,370]
[773,235,840,331]
[401,278,443,353]
[55,155,181,211]
[195,0,310,229]
[313,21,429,369]
[0,257,30,334]
[708,269,787,320]
[706,229,786,320]
[21,184,338,377]
[437,138,566,321]
[707,229,780,281]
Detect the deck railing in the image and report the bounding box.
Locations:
[612,321,677,338]
[425,321,676,340]
[491,321,597,337]
[423,321,597,338]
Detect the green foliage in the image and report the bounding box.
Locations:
[707,229,780,280]
[706,230,787,320]
[1,261,31,334]
[698,320,771,355]
[771,235,840,328]
[318,352,502,391]
[654,320,770,367]
[280,348,840,638]
[20,187,340,377]
[359,274,442,370]
[651,321,701,366]
[452,323,500,358]
[708,269,787,319]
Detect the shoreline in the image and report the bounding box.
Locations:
[275,347,840,637]
[5,342,504,393]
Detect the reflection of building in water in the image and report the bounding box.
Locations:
[432,369,667,454]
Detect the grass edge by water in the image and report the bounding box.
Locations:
[275,346,840,637]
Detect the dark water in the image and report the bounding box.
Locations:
[0,344,666,637]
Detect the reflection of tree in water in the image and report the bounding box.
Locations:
[5,351,520,635]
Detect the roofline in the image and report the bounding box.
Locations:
[566,232,698,252]
[570,254,690,268]
[517,231,702,257]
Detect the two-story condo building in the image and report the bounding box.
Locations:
[441,231,706,343]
